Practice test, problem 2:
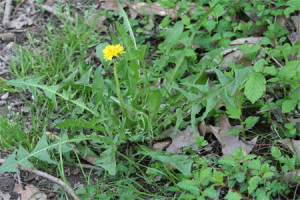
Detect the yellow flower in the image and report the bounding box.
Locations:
[102,44,125,61]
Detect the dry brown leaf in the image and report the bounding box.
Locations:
[14,184,47,200]
[198,121,207,137]
[160,126,200,154]
[129,2,178,19]
[0,190,11,200]
[203,37,264,72]
[101,0,125,11]
[210,115,258,157]
[152,138,172,151]
[278,138,300,156]
[0,33,15,41]
[87,14,107,31]
[284,170,300,183]
[9,14,33,29]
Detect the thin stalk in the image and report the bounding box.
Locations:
[113,61,127,118]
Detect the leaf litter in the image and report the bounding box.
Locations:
[209,115,258,157]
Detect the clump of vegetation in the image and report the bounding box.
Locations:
[0,0,300,199]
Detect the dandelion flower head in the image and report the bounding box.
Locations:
[103,44,125,61]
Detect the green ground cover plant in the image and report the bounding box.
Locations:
[0,0,300,199]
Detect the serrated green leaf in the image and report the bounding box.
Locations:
[248,159,261,170]
[177,180,200,195]
[55,117,106,132]
[17,146,34,168]
[75,68,92,86]
[282,99,298,113]
[245,72,266,103]
[256,188,269,200]
[94,147,116,175]
[147,90,162,118]
[7,78,99,116]
[140,147,193,175]
[224,192,242,200]
[248,176,261,194]
[203,187,218,198]
[0,151,19,173]
[32,134,56,164]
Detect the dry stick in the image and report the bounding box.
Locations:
[0,159,80,200]
[3,0,12,29]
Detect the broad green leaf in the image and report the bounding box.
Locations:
[31,134,56,164]
[147,90,162,118]
[140,147,193,175]
[245,72,266,103]
[218,157,237,167]
[226,102,241,119]
[248,176,261,194]
[248,159,261,170]
[282,99,298,113]
[203,187,218,198]
[232,67,251,96]
[96,43,110,69]
[226,129,240,136]
[17,146,34,168]
[292,87,300,100]
[75,67,93,86]
[94,147,116,175]
[243,116,259,129]
[177,180,200,195]
[256,188,269,200]
[215,68,234,105]
[271,146,281,159]
[224,192,242,200]
[163,21,184,54]
[0,151,19,172]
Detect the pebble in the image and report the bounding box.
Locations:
[0,100,6,106]
[1,92,9,100]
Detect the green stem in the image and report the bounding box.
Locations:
[113,61,127,118]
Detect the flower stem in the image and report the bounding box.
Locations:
[113,61,127,118]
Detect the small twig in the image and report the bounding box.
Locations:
[12,0,26,18]
[0,159,80,200]
[2,0,12,29]
[271,56,283,68]
[72,163,102,171]
[0,55,10,65]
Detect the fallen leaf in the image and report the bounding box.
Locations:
[101,0,125,11]
[152,138,172,151]
[210,115,258,157]
[278,138,300,156]
[9,14,33,29]
[0,191,11,200]
[203,37,264,73]
[129,2,179,19]
[86,14,107,31]
[0,33,16,41]
[284,170,300,183]
[161,126,200,154]
[198,120,207,137]
[14,184,47,200]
